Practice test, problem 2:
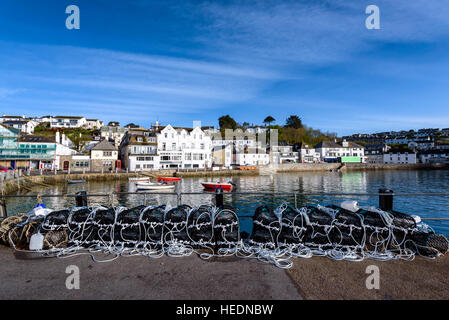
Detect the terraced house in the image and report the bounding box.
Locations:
[90,139,119,171]
[119,128,159,171]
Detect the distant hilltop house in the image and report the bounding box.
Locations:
[0,114,27,123]
[85,119,104,130]
[2,119,38,134]
[50,116,87,129]
[100,125,127,148]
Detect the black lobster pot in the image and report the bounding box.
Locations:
[250,205,280,248]
[214,205,239,250]
[164,205,191,245]
[114,205,146,248]
[91,207,117,248]
[140,205,166,248]
[187,205,215,248]
[68,207,95,247]
[42,210,71,231]
[304,206,334,247]
[277,205,308,246]
[328,206,364,247]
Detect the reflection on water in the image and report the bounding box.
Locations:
[6,170,449,235]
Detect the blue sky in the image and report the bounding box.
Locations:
[1,0,449,135]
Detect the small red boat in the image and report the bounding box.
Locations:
[201,183,233,191]
[158,177,181,183]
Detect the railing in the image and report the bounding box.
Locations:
[1,190,449,223]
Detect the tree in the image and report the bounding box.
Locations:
[218,115,238,131]
[285,115,303,129]
[263,116,275,128]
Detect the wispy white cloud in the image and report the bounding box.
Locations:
[1,1,449,131]
[191,0,449,66]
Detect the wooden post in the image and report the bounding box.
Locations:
[215,188,224,208]
[75,191,88,207]
[379,189,393,211]
[0,198,7,218]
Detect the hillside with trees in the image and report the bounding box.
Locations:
[218,115,337,146]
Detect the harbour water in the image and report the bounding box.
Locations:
[6,170,449,235]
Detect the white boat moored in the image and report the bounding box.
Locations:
[136,182,175,190]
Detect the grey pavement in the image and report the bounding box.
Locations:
[0,247,302,300]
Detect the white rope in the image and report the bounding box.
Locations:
[5,201,447,268]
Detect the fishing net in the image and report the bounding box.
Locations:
[1,201,448,268]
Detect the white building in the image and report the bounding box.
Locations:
[364,144,390,164]
[3,120,38,134]
[269,144,299,164]
[100,125,127,148]
[157,125,212,169]
[383,148,417,164]
[296,143,321,163]
[32,116,53,124]
[90,139,119,171]
[418,150,449,164]
[0,115,26,123]
[85,119,104,130]
[211,144,233,168]
[408,139,434,150]
[315,140,365,162]
[235,148,270,166]
[50,116,87,128]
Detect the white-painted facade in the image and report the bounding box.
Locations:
[235,148,270,166]
[383,151,417,164]
[3,120,38,134]
[50,116,87,128]
[157,125,212,169]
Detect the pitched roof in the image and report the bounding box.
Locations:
[54,116,84,119]
[18,135,55,143]
[315,141,341,149]
[91,139,117,151]
[3,120,31,125]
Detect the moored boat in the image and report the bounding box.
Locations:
[67,180,85,184]
[136,182,175,190]
[201,182,233,191]
[158,177,181,183]
[129,177,151,182]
